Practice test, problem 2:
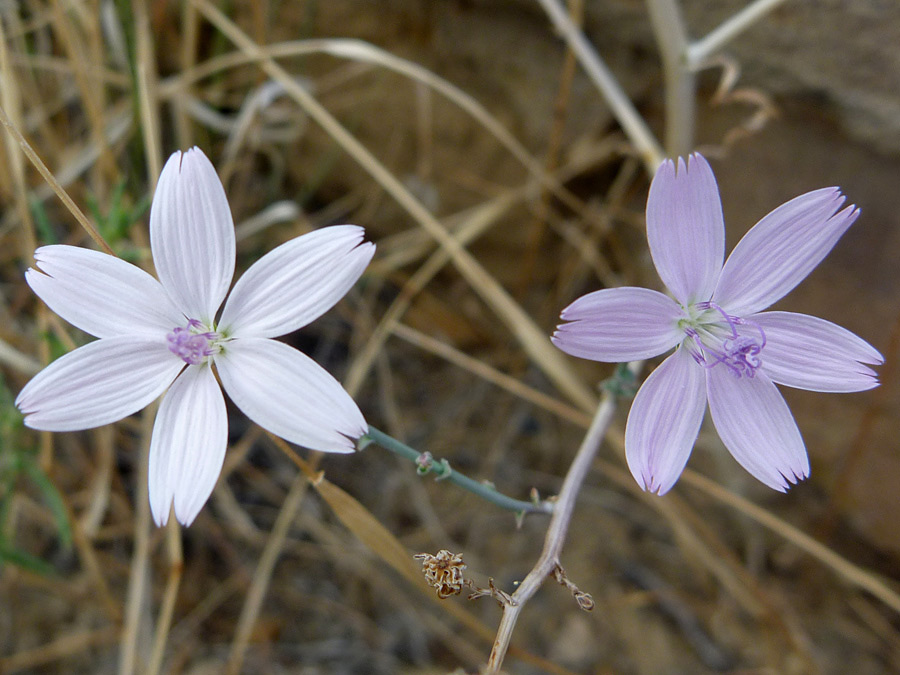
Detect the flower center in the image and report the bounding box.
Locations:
[680,301,766,378]
[167,319,221,366]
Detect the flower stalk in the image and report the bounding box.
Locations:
[362,426,554,517]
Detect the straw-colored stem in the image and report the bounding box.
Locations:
[146,520,184,675]
[118,408,155,675]
[645,0,695,156]
[534,0,664,174]
[225,472,311,674]
[687,0,790,66]
[132,0,163,183]
[485,387,620,672]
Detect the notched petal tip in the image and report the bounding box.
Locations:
[713,185,863,316]
[625,348,707,497]
[753,311,883,393]
[706,368,809,493]
[151,146,236,322]
[637,469,673,496]
[219,224,375,338]
[647,151,724,305]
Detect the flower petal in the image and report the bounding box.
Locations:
[706,367,809,491]
[215,337,366,452]
[25,245,183,338]
[713,188,859,316]
[150,148,236,323]
[754,311,883,392]
[218,225,375,338]
[646,154,725,305]
[552,287,684,361]
[625,346,707,494]
[149,365,227,527]
[16,336,183,431]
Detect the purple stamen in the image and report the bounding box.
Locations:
[684,303,767,378]
[167,322,218,365]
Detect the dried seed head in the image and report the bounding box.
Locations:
[414,550,467,598]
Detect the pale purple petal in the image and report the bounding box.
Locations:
[646,154,725,305]
[15,336,184,431]
[219,225,375,338]
[149,365,227,527]
[215,337,366,452]
[150,148,236,323]
[25,245,183,338]
[713,188,859,316]
[706,367,809,491]
[552,287,684,361]
[625,346,707,494]
[754,311,883,392]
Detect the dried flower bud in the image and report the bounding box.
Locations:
[553,563,594,612]
[414,549,467,598]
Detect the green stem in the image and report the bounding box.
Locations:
[361,426,553,517]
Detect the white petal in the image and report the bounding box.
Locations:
[552,287,684,362]
[706,367,809,491]
[149,365,227,527]
[16,336,184,431]
[150,148,236,323]
[26,245,183,338]
[215,337,366,452]
[625,347,707,494]
[754,311,883,392]
[713,188,858,316]
[218,225,375,338]
[646,154,725,305]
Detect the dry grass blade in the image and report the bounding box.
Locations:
[0,626,120,673]
[192,0,598,413]
[0,103,113,254]
[392,322,593,428]
[2,3,896,674]
[118,408,156,675]
[160,37,605,232]
[680,470,900,615]
[226,471,311,675]
[314,470,422,583]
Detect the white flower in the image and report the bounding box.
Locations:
[16,148,375,526]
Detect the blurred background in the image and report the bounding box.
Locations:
[1,1,898,673]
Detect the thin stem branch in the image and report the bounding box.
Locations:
[687,0,790,67]
[364,426,553,516]
[485,388,620,672]
[534,0,664,174]
[645,0,695,156]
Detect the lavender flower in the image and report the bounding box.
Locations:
[552,154,882,494]
[17,148,375,525]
